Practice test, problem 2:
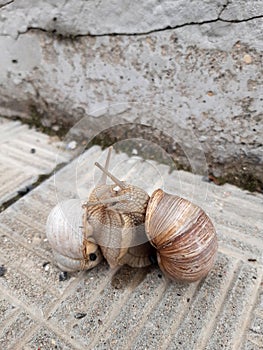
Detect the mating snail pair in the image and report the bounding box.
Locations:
[46,147,218,282]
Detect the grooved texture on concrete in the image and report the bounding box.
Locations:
[0,118,71,206]
[0,145,262,349]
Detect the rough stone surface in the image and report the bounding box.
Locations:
[0,1,262,181]
[0,144,262,349]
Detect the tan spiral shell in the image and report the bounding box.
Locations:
[85,183,154,268]
[145,189,218,282]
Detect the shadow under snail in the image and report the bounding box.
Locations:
[46,147,218,282]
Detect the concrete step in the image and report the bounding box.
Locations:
[0,145,262,350]
[0,118,72,207]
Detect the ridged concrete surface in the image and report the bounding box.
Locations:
[0,145,262,349]
[0,117,71,206]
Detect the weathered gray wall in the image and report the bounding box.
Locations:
[0,0,262,184]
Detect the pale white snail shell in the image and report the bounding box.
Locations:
[46,199,103,272]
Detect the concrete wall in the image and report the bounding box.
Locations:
[0,0,262,185]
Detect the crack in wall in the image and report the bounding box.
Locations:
[12,13,263,40]
[0,0,14,9]
[218,0,231,18]
[0,0,262,40]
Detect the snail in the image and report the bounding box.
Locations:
[46,147,154,272]
[46,147,218,282]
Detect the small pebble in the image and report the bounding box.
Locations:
[59,271,68,281]
[30,148,36,154]
[132,148,138,155]
[42,262,50,272]
[0,265,6,277]
[17,185,34,195]
[74,313,87,319]
[199,136,207,142]
[243,54,252,64]
[67,140,77,150]
[52,125,60,132]
[208,174,220,185]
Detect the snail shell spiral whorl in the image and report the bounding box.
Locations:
[145,189,218,282]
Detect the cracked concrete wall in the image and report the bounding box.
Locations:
[0,0,262,181]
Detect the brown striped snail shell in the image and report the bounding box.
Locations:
[83,157,154,269]
[145,189,218,282]
[46,199,103,272]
